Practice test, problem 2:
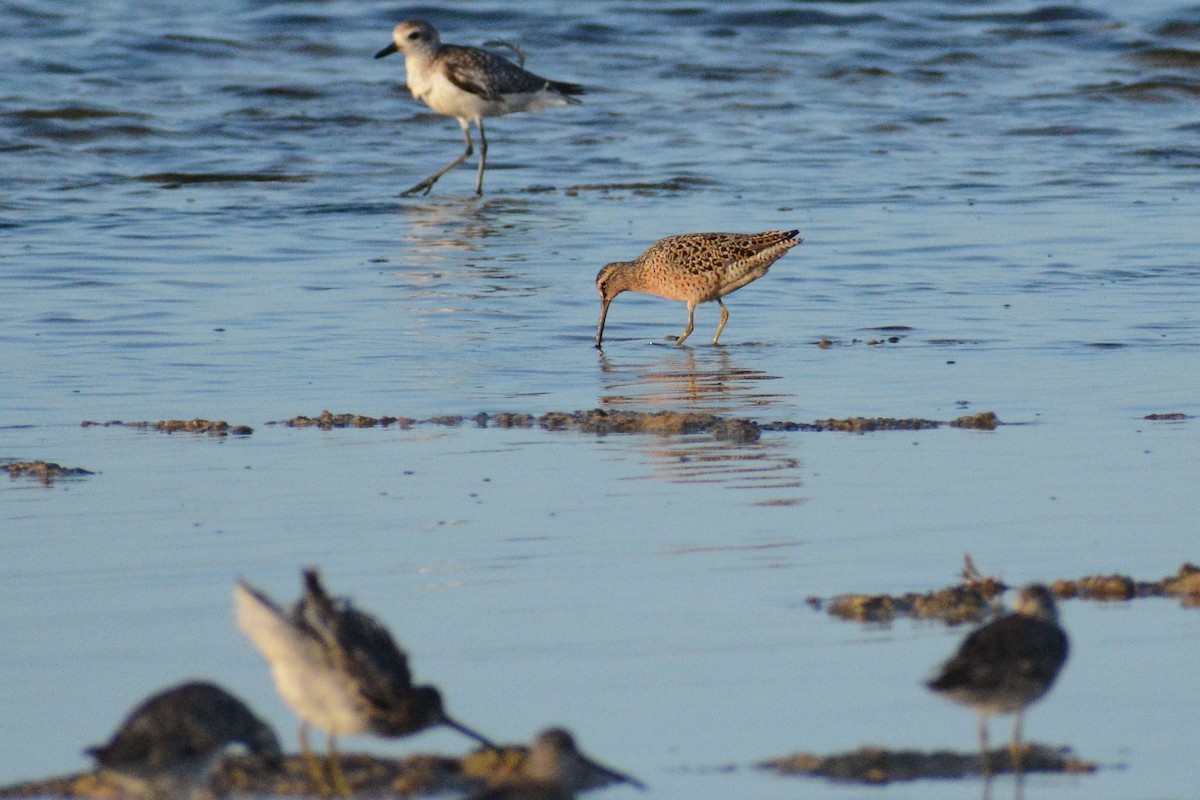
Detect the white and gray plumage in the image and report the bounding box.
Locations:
[472,728,646,800]
[926,584,1069,780]
[234,569,493,796]
[86,680,282,800]
[374,19,584,196]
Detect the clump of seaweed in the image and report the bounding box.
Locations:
[814,560,1200,626]
[265,409,1003,441]
[3,460,94,485]
[1053,563,1200,607]
[811,556,1007,625]
[757,743,1095,784]
[81,419,252,436]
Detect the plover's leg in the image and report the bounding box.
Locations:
[712,299,730,344]
[474,120,488,195]
[675,302,697,345]
[403,118,474,196]
[299,724,333,797]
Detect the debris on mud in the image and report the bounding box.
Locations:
[266,409,1003,440]
[811,556,1007,625]
[0,741,632,799]
[3,460,94,485]
[812,560,1200,624]
[81,419,252,436]
[1053,563,1200,607]
[0,753,463,799]
[757,743,1096,784]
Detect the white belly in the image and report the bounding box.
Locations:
[405,57,569,122]
[234,584,368,736]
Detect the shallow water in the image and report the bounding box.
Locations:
[2,0,1199,798]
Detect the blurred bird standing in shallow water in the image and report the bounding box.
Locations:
[926,584,1069,782]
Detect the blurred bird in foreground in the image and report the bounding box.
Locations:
[234,569,494,796]
[86,680,281,800]
[926,584,1069,782]
[468,728,645,800]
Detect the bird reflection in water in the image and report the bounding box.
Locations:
[594,348,802,496]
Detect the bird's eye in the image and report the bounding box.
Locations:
[407,30,422,40]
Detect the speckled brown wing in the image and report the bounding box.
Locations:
[653,231,799,275]
[649,230,801,300]
[439,45,560,101]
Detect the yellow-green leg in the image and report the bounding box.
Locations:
[299,725,334,797]
[327,735,353,797]
[977,715,991,780]
[675,303,697,345]
[712,300,730,344]
[1010,711,1025,776]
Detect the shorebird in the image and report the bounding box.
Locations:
[86,680,282,800]
[470,728,645,800]
[234,569,494,796]
[594,230,802,347]
[926,584,1069,781]
[374,20,584,196]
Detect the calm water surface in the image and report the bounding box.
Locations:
[2,0,1199,798]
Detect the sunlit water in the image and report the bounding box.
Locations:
[2,0,1199,798]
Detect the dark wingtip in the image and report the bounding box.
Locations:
[302,568,328,600]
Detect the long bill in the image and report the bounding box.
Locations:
[443,715,497,749]
[582,754,648,791]
[595,298,611,348]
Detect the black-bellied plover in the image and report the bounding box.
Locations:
[594,230,802,347]
[86,680,282,800]
[234,569,494,796]
[926,584,1069,781]
[471,728,645,800]
[374,20,584,196]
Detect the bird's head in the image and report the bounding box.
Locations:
[375,20,440,60]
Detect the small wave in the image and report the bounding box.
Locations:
[135,172,308,187]
[1126,47,1200,69]
[1084,77,1200,101]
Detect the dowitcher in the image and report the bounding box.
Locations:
[470,728,645,800]
[86,680,282,800]
[926,584,1069,780]
[234,569,494,796]
[375,20,584,196]
[594,230,802,347]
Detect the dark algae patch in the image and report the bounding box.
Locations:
[76,409,1005,438]
[812,560,1200,624]
[0,741,631,799]
[267,409,1002,438]
[757,743,1095,784]
[0,753,464,799]
[82,419,253,436]
[810,556,1007,625]
[3,460,94,485]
